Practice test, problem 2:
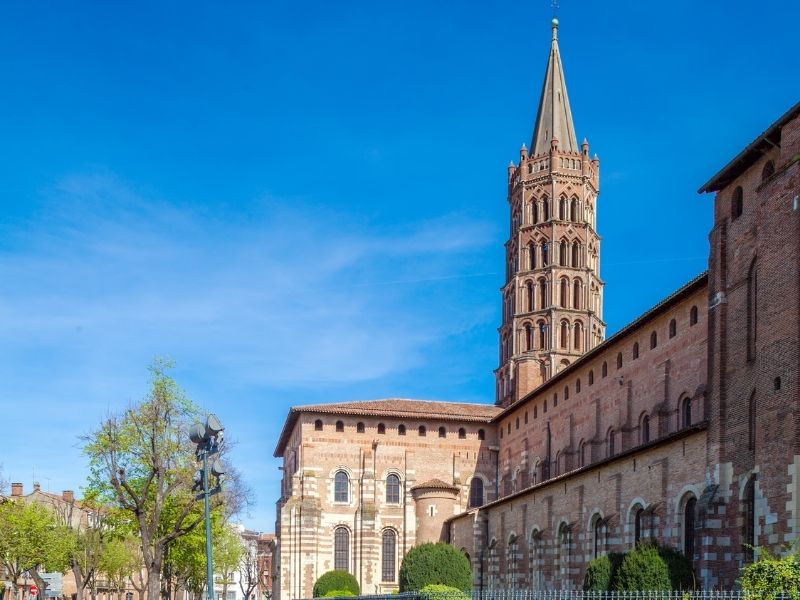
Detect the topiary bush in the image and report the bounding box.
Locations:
[322,592,355,598]
[313,571,360,597]
[583,552,625,591]
[419,584,470,600]
[615,544,671,591]
[740,549,800,600]
[658,545,695,589]
[399,543,472,592]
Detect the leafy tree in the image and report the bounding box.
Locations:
[398,543,471,592]
[614,544,670,591]
[312,571,360,597]
[0,500,74,598]
[740,548,800,600]
[657,545,695,590]
[99,535,141,600]
[214,525,244,600]
[82,360,246,600]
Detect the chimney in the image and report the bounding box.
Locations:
[33,482,41,492]
[63,490,75,502]
[11,482,23,496]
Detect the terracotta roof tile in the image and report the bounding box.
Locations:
[411,478,459,491]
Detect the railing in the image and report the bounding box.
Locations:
[304,591,799,600]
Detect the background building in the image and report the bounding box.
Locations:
[274,18,799,599]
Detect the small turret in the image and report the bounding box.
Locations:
[520,143,528,161]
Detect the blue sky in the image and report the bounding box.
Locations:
[0,1,797,531]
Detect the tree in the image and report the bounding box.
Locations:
[82,360,245,600]
[740,547,800,600]
[614,544,671,591]
[398,543,471,592]
[0,500,73,599]
[312,572,359,597]
[99,535,141,600]
[214,525,244,600]
[238,535,260,600]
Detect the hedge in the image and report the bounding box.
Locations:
[313,571,360,597]
[399,543,472,592]
[614,544,671,591]
[420,584,470,600]
[740,549,800,600]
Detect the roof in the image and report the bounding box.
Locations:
[698,101,800,193]
[530,19,578,154]
[411,478,459,492]
[274,399,501,456]
[497,271,709,419]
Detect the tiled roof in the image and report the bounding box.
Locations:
[411,478,459,491]
[274,399,500,456]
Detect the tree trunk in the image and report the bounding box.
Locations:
[146,565,161,600]
[28,570,48,600]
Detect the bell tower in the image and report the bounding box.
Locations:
[495,18,605,407]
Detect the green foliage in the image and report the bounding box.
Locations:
[583,553,625,591]
[398,542,471,592]
[313,571,360,597]
[615,544,671,591]
[658,545,695,590]
[321,591,355,598]
[420,583,470,600]
[99,535,141,591]
[740,548,800,600]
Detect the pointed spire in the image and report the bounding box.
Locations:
[530,18,578,155]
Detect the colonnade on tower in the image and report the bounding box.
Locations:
[495,19,605,407]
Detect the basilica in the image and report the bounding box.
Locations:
[273,18,800,599]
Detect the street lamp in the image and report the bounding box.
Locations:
[189,414,225,600]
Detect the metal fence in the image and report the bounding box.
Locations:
[307,591,797,600]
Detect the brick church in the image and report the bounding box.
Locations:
[273,18,800,599]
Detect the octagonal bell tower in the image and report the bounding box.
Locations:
[495,18,605,408]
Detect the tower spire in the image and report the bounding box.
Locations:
[530,18,578,154]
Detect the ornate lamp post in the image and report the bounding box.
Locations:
[189,414,225,600]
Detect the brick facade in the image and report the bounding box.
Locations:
[273,20,799,599]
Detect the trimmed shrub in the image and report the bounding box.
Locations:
[658,545,695,590]
[740,550,800,600]
[420,584,470,600]
[322,592,355,598]
[399,543,472,592]
[313,571,360,598]
[615,545,671,591]
[583,552,625,591]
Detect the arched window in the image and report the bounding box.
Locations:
[478,428,485,440]
[438,426,446,438]
[398,424,406,436]
[529,530,542,590]
[543,197,550,221]
[381,529,396,581]
[334,471,349,503]
[682,397,692,428]
[418,425,426,437]
[532,201,539,224]
[557,523,571,579]
[356,422,365,433]
[607,429,616,457]
[669,318,677,338]
[743,477,756,562]
[601,361,608,378]
[542,243,549,266]
[573,279,581,309]
[572,242,579,267]
[684,497,697,561]
[576,378,581,393]
[571,199,578,222]
[386,474,400,504]
[731,186,743,219]
[650,331,658,349]
[539,279,547,307]
[560,278,568,307]
[588,370,594,385]
[593,516,604,558]
[616,352,623,369]
[524,323,533,350]
[690,305,698,325]
[634,508,643,545]
[314,419,323,431]
[762,160,775,181]
[538,321,546,349]
[334,527,350,571]
[468,477,484,508]
[641,415,650,444]
[458,427,466,439]
[559,197,567,220]
[579,440,587,467]
[335,420,344,432]
[526,280,534,310]
[633,342,639,359]
[564,385,569,400]
[560,321,568,349]
[560,241,567,265]
[377,423,386,434]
